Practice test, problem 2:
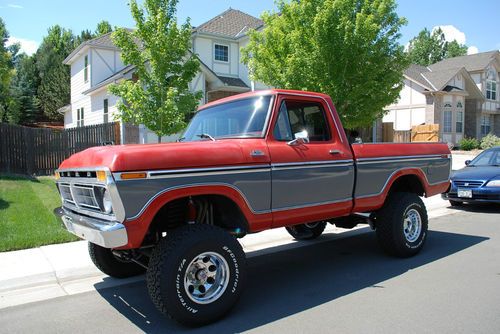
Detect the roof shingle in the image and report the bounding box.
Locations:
[194,8,263,38]
[429,50,499,72]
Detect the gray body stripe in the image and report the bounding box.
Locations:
[356,154,444,163]
[127,182,272,220]
[272,197,352,212]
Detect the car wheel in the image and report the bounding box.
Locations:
[285,221,327,240]
[376,192,428,258]
[88,242,146,278]
[147,224,246,326]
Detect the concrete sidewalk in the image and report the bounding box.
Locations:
[0,152,474,309]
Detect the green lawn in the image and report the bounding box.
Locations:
[0,175,78,252]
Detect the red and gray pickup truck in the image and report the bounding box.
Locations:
[54,89,451,325]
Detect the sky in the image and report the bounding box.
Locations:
[1,0,499,56]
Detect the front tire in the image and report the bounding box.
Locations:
[376,192,428,257]
[285,221,327,240]
[147,224,246,326]
[88,242,146,278]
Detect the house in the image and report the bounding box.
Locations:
[62,9,268,142]
[383,50,500,145]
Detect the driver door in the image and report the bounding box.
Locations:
[267,95,354,227]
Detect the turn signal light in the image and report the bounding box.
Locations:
[121,172,147,180]
[96,170,107,182]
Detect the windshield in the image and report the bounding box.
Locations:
[182,95,272,141]
[469,149,500,166]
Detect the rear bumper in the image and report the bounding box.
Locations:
[54,207,128,248]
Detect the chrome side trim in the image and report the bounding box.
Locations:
[355,167,449,199]
[277,92,344,143]
[114,160,355,181]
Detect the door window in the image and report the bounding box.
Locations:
[274,100,331,142]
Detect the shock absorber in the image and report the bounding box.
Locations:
[187,197,197,224]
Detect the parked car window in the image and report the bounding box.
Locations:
[182,95,272,141]
[470,150,496,166]
[274,100,331,142]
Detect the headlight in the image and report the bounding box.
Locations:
[102,189,113,213]
[486,180,500,187]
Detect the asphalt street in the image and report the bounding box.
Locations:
[1,204,499,334]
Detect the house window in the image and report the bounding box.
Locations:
[486,69,497,100]
[103,99,109,123]
[77,108,84,127]
[456,111,463,133]
[84,55,89,83]
[214,44,229,62]
[481,115,491,135]
[486,80,497,100]
[443,110,452,133]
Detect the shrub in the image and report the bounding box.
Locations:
[480,133,500,149]
[458,137,480,151]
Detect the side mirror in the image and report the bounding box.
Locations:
[465,160,471,166]
[288,130,309,146]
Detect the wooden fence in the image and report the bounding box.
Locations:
[411,124,440,142]
[0,122,120,176]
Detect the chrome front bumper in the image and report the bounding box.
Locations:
[54,207,128,248]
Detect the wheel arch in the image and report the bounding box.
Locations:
[120,185,265,249]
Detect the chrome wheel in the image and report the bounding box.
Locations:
[184,251,230,304]
[403,208,422,243]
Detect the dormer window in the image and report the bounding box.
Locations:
[214,44,229,62]
[84,55,89,83]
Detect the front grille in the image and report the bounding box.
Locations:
[59,183,75,205]
[72,184,100,210]
[453,180,484,187]
[58,183,105,212]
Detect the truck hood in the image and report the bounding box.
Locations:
[58,140,254,172]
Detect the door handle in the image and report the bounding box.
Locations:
[329,149,342,155]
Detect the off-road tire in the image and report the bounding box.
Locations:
[285,221,327,240]
[147,224,246,326]
[376,192,428,258]
[88,242,146,278]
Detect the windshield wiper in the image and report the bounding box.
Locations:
[177,137,185,142]
[196,133,216,141]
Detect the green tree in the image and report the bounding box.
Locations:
[36,25,75,120]
[109,0,201,140]
[0,18,16,123]
[407,27,467,66]
[9,54,41,124]
[95,20,113,36]
[241,0,408,129]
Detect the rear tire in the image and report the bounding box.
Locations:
[147,224,246,326]
[285,221,327,240]
[88,242,146,278]
[376,192,428,258]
